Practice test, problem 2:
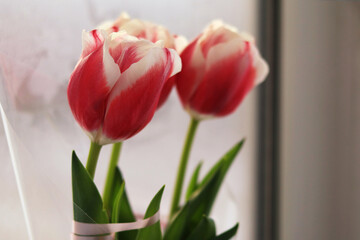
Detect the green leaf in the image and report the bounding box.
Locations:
[72,151,108,223]
[189,140,245,219]
[135,186,165,240]
[113,168,137,240]
[202,139,245,211]
[186,216,216,240]
[185,169,222,234]
[112,182,125,223]
[108,168,135,219]
[185,161,202,201]
[213,223,239,240]
[164,140,244,240]
[163,203,191,240]
[164,170,222,240]
[106,169,120,217]
[198,160,222,189]
[200,139,245,189]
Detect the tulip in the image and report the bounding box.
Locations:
[96,16,185,209]
[169,21,269,218]
[175,20,269,120]
[67,29,181,146]
[98,12,188,108]
[68,27,181,207]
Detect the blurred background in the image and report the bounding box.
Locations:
[0,0,359,240]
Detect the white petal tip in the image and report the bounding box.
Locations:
[155,40,165,48]
[174,35,188,53]
[119,12,131,19]
[169,49,182,77]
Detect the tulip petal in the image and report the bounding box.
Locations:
[157,48,182,108]
[101,48,174,143]
[112,12,131,29]
[189,40,256,117]
[174,35,188,54]
[80,29,104,58]
[98,12,131,34]
[168,48,182,77]
[151,25,176,49]
[199,23,239,58]
[175,36,206,107]
[67,30,120,135]
[80,30,121,89]
[121,19,148,38]
[109,32,157,73]
[119,19,175,49]
[250,44,269,85]
[96,21,115,33]
[157,75,175,109]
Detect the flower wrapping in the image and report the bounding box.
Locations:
[0,6,268,240]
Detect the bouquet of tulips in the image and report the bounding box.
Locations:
[68,13,268,240]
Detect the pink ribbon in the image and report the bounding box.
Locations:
[71,211,160,239]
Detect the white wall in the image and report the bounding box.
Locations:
[280,1,360,240]
[0,0,260,239]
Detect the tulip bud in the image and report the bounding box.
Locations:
[67,30,181,145]
[98,12,188,108]
[175,21,269,120]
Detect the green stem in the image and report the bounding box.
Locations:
[103,142,123,212]
[86,141,102,179]
[170,118,200,219]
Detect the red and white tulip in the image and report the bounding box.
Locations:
[67,30,181,145]
[175,21,269,120]
[98,13,188,108]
